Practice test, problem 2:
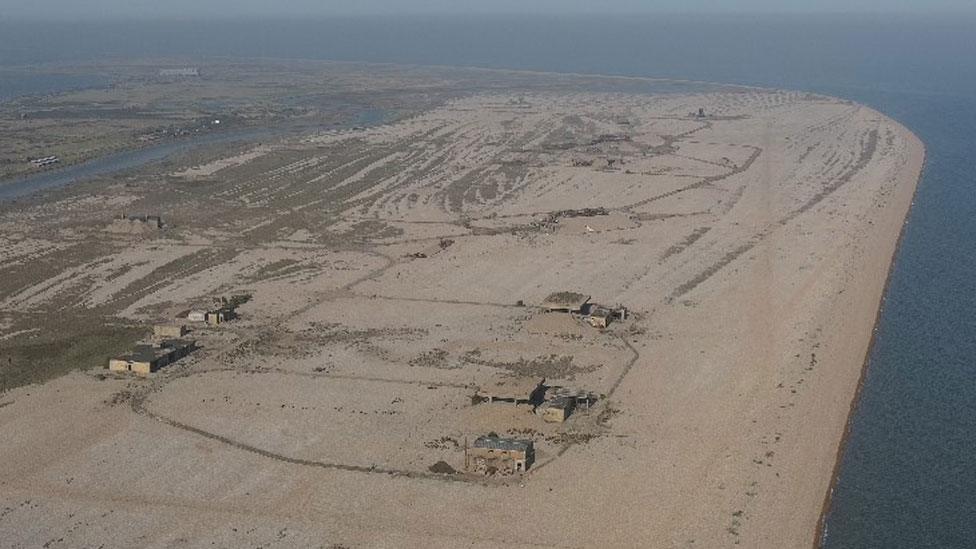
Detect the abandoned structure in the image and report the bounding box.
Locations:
[585,305,615,328]
[105,213,165,236]
[539,395,576,423]
[153,324,187,340]
[205,309,235,325]
[465,436,534,475]
[186,294,250,325]
[541,292,591,313]
[475,373,599,423]
[538,388,600,423]
[475,377,547,406]
[117,213,164,229]
[540,292,628,329]
[566,207,608,218]
[108,339,196,376]
[580,302,629,329]
[187,308,235,324]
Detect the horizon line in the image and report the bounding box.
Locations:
[3,10,976,23]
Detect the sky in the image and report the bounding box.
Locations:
[2,0,975,20]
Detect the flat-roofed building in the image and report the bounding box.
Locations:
[465,436,534,475]
[585,305,615,328]
[108,339,196,376]
[540,395,576,423]
[153,324,187,340]
[108,344,167,376]
[475,376,546,406]
[540,291,591,313]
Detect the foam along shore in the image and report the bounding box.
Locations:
[0,71,924,548]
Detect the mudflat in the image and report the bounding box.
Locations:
[0,62,923,548]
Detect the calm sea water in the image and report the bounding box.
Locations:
[2,14,974,547]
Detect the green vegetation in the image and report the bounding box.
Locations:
[0,318,144,392]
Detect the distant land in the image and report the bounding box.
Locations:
[0,60,924,547]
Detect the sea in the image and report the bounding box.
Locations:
[1,13,974,547]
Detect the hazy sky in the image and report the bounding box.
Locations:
[2,0,974,20]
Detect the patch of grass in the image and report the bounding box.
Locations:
[0,318,144,392]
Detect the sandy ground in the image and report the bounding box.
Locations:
[0,69,923,548]
[170,146,273,180]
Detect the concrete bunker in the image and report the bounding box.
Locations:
[541,292,591,314]
[108,339,196,376]
[118,213,163,229]
[539,395,576,423]
[540,291,628,329]
[186,293,251,325]
[153,324,187,340]
[537,388,600,423]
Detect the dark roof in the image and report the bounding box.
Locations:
[541,292,590,310]
[472,436,533,452]
[115,340,195,362]
[551,387,600,401]
[160,339,195,350]
[128,345,159,362]
[543,395,575,409]
[116,344,162,363]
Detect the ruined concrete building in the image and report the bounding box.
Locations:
[108,339,196,376]
[541,292,591,314]
[118,213,164,229]
[537,388,600,423]
[584,305,614,328]
[186,294,250,325]
[475,377,546,406]
[539,395,576,423]
[580,302,629,329]
[186,309,235,325]
[153,324,187,340]
[465,436,534,475]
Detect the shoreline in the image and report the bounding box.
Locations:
[0,57,802,204]
[0,127,274,201]
[813,120,927,548]
[0,64,930,546]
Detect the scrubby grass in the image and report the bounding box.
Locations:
[0,318,143,392]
